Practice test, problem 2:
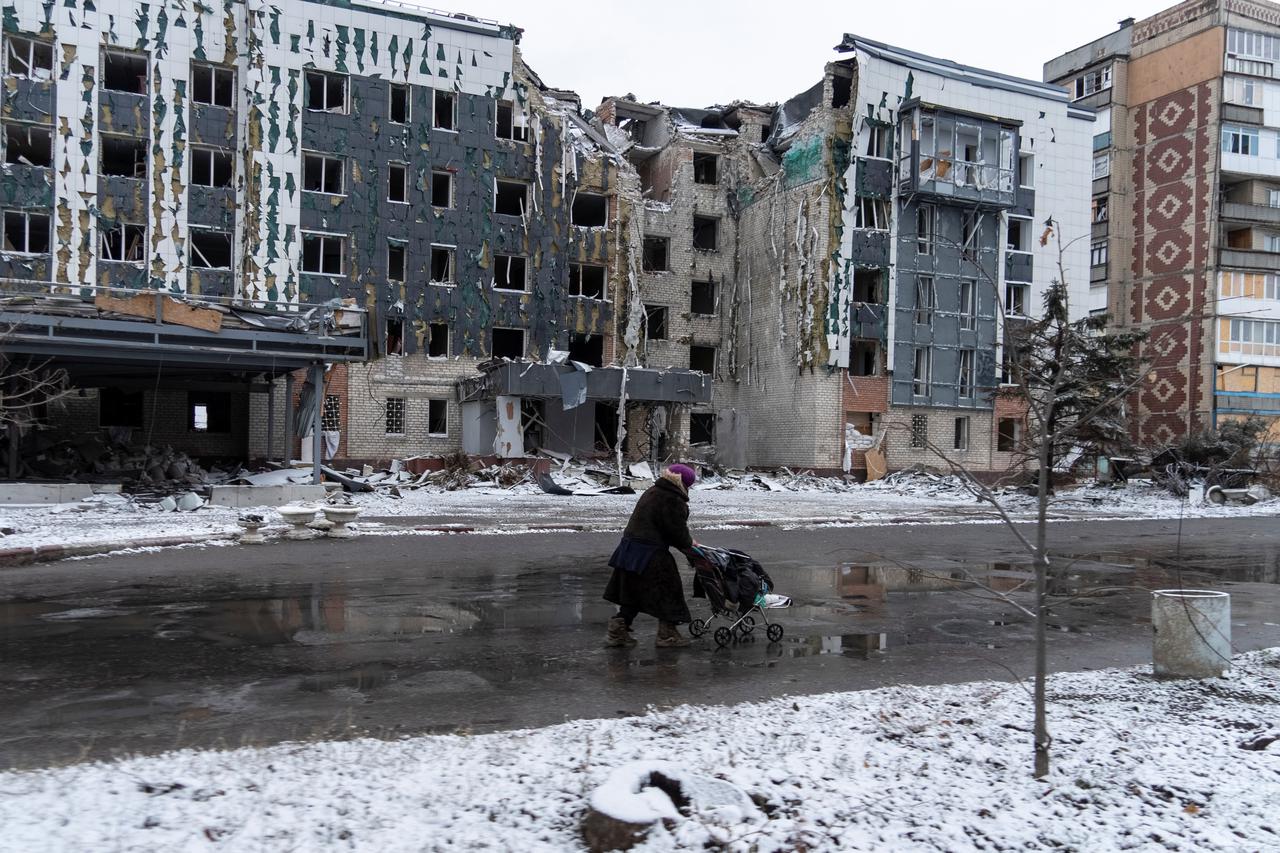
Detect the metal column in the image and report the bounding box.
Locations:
[310,363,324,486]
[284,372,295,465]
[265,379,276,464]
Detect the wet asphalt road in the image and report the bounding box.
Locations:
[1,516,1278,769]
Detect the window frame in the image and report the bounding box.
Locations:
[388,83,411,124]
[99,220,146,264]
[101,48,148,95]
[491,326,526,360]
[957,349,976,398]
[191,62,235,108]
[492,254,528,292]
[959,278,977,331]
[5,36,53,80]
[429,243,456,285]
[387,161,410,205]
[495,99,528,142]
[1,209,50,254]
[493,178,528,217]
[569,263,607,300]
[917,204,935,254]
[384,397,407,436]
[912,347,932,397]
[953,416,970,451]
[300,230,345,277]
[431,170,454,209]
[914,276,936,326]
[305,70,348,114]
[301,151,345,196]
[188,226,234,270]
[427,399,449,437]
[387,242,406,283]
[190,145,234,188]
[433,89,457,132]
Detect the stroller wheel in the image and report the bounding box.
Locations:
[766,623,784,643]
[713,626,733,648]
[739,615,755,634]
[689,618,707,638]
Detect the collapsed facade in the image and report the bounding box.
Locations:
[1046,0,1280,448]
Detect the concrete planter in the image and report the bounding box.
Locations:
[1152,589,1231,679]
[321,505,362,539]
[237,519,267,545]
[277,506,320,540]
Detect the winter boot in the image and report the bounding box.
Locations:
[655,621,692,648]
[605,616,636,648]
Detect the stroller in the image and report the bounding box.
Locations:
[686,545,791,648]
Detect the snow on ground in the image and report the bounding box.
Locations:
[1,649,1276,851]
[0,477,1277,555]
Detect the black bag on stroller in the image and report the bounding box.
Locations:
[692,547,774,615]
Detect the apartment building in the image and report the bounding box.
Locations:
[1047,0,1280,448]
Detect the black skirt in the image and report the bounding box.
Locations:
[603,548,692,624]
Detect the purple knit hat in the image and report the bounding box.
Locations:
[667,463,696,489]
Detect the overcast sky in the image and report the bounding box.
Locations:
[412,0,1173,109]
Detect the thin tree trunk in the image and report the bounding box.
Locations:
[1034,427,1050,779]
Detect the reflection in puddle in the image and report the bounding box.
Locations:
[781,633,891,659]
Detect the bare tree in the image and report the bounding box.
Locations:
[1,328,75,475]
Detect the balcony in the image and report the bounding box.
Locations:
[1221,202,1280,226]
[850,301,887,340]
[1219,248,1280,271]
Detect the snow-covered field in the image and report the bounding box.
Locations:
[1,649,1276,852]
[1,477,1277,556]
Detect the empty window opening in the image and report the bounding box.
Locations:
[1018,152,1034,188]
[305,71,346,113]
[997,418,1023,452]
[386,316,404,356]
[494,254,527,291]
[568,333,603,367]
[384,397,406,435]
[383,244,405,283]
[100,135,146,178]
[1005,282,1029,316]
[2,210,49,254]
[693,152,719,184]
[689,344,716,374]
[521,398,545,450]
[433,89,456,130]
[594,402,619,451]
[388,162,409,203]
[958,349,976,398]
[191,63,234,107]
[191,146,233,187]
[642,236,669,272]
[491,327,525,360]
[759,124,772,143]
[189,391,231,433]
[99,387,143,428]
[428,399,448,436]
[571,192,608,227]
[912,347,932,396]
[643,304,668,341]
[428,322,449,357]
[189,228,232,269]
[430,245,455,283]
[866,123,891,159]
[914,276,935,326]
[389,83,410,123]
[4,123,51,167]
[910,413,928,448]
[831,74,852,108]
[321,395,341,431]
[100,222,145,263]
[6,37,53,79]
[691,279,716,314]
[431,170,453,208]
[102,50,147,94]
[495,180,527,216]
[850,340,880,376]
[1093,197,1109,223]
[301,232,343,275]
[1007,218,1031,252]
[960,278,977,330]
[495,100,528,141]
[692,215,719,250]
[953,416,970,451]
[690,412,716,445]
[853,269,881,303]
[570,263,606,299]
[855,197,889,230]
[917,205,935,254]
[962,212,983,256]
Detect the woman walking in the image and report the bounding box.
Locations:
[603,464,697,648]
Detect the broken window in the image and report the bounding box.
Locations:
[1018,152,1034,188]
[959,278,977,330]
[3,122,51,167]
[301,232,343,275]
[190,146,233,188]
[1093,196,1109,223]
[189,391,231,433]
[690,279,716,314]
[305,71,346,113]
[494,180,527,216]
[388,162,409,203]
[912,347,932,396]
[693,152,718,184]
[322,394,341,431]
[491,327,525,360]
[6,37,53,79]
[692,215,719,250]
[428,399,448,436]
[384,397,406,435]
[431,170,453,208]
[2,210,49,254]
[428,322,449,357]
[387,243,405,282]
[689,344,716,375]
[916,205,934,254]
[570,263,606,299]
[1005,282,1029,316]
[642,236,669,272]
[997,418,1022,452]
[962,212,983,256]
[914,276,935,326]
[493,254,527,291]
[433,89,456,130]
[690,412,716,446]
[958,349,976,398]
[850,340,879,376]
[521,398,545,450]
[568,333,603,367]
[1007,217,1031,252]
[866,123,891,159]
[386,315,404,356]
[1073,66,1112,100]
[854,197,889,230]
[389,83,410,123]
[189,228,232,269]
[495,100,528,141]
[102,49,147,94]
[100,135,147,178]
[643,305,668,341]
[571,193,608,227]
[852,269,880,303]
[99,387,143,428]
[430,245,455,284]
[953,416,970,451]
[99,221,145,263]
[594,402,619,451]
[910,413,928,448]
[191,63,234,108]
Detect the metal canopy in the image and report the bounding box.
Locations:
[458,362,712,405]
